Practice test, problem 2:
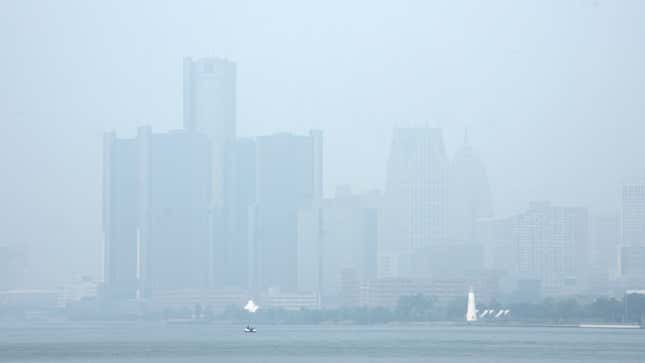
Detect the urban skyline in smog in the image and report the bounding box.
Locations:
[1,1,645,295]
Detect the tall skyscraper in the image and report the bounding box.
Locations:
[137,127,212,295]
[620,183,645,278]
[621,184,645,245]
[183,57,236,208]
[103,127,212,298]
[476,217,514,274]
[250,131,322,292]
[216,138,256,289]
[103,132,139,299]
[379,127,448,278]
[513,201,589,295]
[447,131,492,244]
[589,213,620,284]
[0,244,27,290]
[183,57,237,289]
[297,186,379,307]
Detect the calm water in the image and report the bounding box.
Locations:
[1,322,644,362]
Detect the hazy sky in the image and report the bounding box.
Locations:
[1,0,644,287]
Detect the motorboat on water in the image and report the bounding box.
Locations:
[244,325,257,333]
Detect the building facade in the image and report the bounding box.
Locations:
[379,127,448,278]
[103,132,139,299]
[620,184,645,282]
[297,187,379,307]
[103,127,212,298]
[137,127,212,295]
[512,202,589,296]
[621,184,645,245]
[182,57,236,209]
[250,131,323,292]
[447,131,492,244]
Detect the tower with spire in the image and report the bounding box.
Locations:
[447,129,492,244]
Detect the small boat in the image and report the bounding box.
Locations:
[243,300,259,333]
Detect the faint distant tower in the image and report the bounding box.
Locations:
[103,127,212,299]
[211,137,257,289]
[183,57,236,209]
[620,184,645,276]
[297,186,380,307]
[513,202,589,296]
[103,132,139,299]
[250,131,323,292]
[621,184,645,245]
[588,213,620,293]
[447,130,492,244]
[183,57,236,288]
[379,127,448,278]
[137,126,212,295]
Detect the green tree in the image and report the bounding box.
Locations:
[396,294,434,321]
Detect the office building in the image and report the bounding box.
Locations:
[183,57,237,289]
[447,131,492,244]
[0,244,28,291]
[620,184,645,282]
[512,202,589,295]
[103,127,212,298]
[182,57,236,209]
[298,187,379,307]
[621,183,645,245]
[137,127,212,294]
[250,131,323,292]
[103,132,139,299]
[587,213,620,293]
[379,127,448,278]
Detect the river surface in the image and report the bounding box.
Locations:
[1,322,644,362]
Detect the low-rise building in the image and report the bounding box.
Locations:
[260,288,320,310]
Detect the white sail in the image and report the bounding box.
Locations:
[466,288,477,322]
[244,299,259,313]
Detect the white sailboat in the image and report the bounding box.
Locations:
[466,288,477,323]
[243,299,259,333]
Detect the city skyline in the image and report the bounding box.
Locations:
[2,1,645,290]
[3,3,645,362]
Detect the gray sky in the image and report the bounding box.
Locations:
[1,0,644,287]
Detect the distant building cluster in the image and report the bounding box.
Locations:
[97,57,645,312]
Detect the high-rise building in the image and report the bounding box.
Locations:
[103,132,139,299]
[621,184,645,245]
[447,131,492,244]
[103,127,212,298]
[250,131,323,292]
[183,57,237,289]
[588,213,620,293]
[182,57,236,209]
[620,184,645,280]
[0,244,27,290]
[379,127,448,278]
[137,127,212,295]
[225,138,257,289]
[476,217,514,274]
[620,245,645,276]
[297,186,379,307]
[513,202,589,295]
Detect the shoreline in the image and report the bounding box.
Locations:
[1,319,642,330]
